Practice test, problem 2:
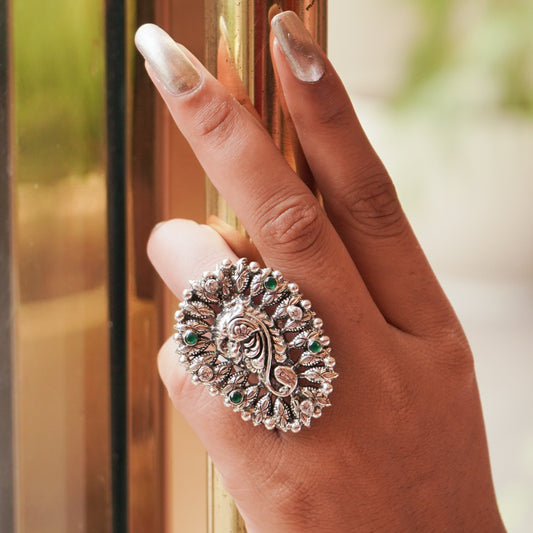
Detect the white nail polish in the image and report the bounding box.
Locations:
[135,23,201,95]
[271,11,325,83]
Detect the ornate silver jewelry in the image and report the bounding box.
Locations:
[174,258,338,432]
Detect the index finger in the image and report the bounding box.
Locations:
[135,23,383,330]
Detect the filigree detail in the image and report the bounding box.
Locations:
[298,351,325,366]
[242,385,260,410]
[289,330,314,349]
[274,398,291,432]
[232,258,249,293]
[181,300,215,320]
[253,395,272,426]
[301,367,339,384]
[174,259,337,432]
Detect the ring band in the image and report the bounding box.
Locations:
[174,258,337,432]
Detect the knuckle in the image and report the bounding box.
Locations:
[275,477,318,528]
[191,96,239,147]
[260,196,324,256]
[344,168,406,238]
[251,452,320,529]
[314,97,354,130]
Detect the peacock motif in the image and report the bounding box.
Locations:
[174,258,338,432]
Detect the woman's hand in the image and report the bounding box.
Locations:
[135,12,505,533]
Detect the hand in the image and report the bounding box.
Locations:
[135,12,505,533]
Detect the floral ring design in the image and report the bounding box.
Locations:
[174,258,338,432]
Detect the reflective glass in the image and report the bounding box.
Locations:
[12,1,111,531]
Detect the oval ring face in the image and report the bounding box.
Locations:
[174,258,338,432]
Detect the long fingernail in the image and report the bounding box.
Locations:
[135,23,201,95]
[271,11,325,83]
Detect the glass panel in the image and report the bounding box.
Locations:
[11,0,111,531]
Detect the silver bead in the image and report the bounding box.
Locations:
[290,422,302,433]
[288,282,299,293]
[287,305,304,321]
[324,356,336,367]
[197,366,214,383]
[301,299,312,311]
[322,383,333,394]
[313,318,323,329]
[264,418,276,430]
[300,400,314,416]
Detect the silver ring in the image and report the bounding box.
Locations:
[174,258,337,432]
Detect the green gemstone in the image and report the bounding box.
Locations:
[184,330,198,346]
[229,390,244,404]
[264,276,278,291]
[309,340,322,354]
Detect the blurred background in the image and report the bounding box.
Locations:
[5,0,532,532]
[329,1,533,530]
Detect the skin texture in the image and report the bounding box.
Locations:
[138,12,506,533]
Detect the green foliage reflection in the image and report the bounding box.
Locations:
[400,0,533,115]
[14,0,104,183]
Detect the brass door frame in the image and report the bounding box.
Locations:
[0,0,14,529]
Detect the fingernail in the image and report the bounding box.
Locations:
[271,11,325,83]
[206,215,229,229]
[135,23,201,95]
